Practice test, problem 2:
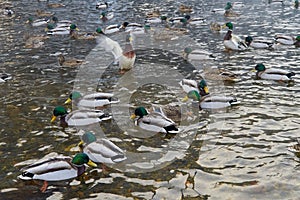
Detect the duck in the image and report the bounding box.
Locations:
[168,15,190,26]
[69,24,98,40]
[179,79,209,96]
[3,7,14,17]
[183,90,240,110]
[150,104,183,123]
[211,2,233,14]
[223,22,248,51]
[254,63,295,82]
[210,22,223,32]
[51,106,111,127]
[47,3,65,8]
[182,47,216,61]
[96,2,108,9]
[203,67,240,82]
[103,24,121,34]
[187,17,206,26]
[120,22,143,32]
[26,17,50,27]
[64,91,119,109]
[57,54,84,67]
[178,4,193,13]
[100,11,114,22]
[24,34,49,48]
[130,107,179,134]
[46,23,75,35]
[18,153,97,192]
[0,73,12,83]
[287,139,300,153]
[98,29,136,72]
[79,132,126,164]
[146,9,161,18]
[145,16,168,24]
[275,34,300,45]
[35,9,54,17]
[49,16,72,29]
[244,36,274,49]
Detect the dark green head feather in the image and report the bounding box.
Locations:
[82,132,97,144]
[225,22,233,30]
[72,153,90,165]
[187,90,201,101]
[255,63,266,72]
[53,106,68,117]
[134,107,148,117]
[70,24,77,30]
[69,91,82,100]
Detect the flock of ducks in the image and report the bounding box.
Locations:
[1,0,298,193]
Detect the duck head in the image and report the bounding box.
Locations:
[225,2,232,10]
[182,90,201,102]
[198,79,209,95]
[65,91,82,104]
[72,153,97,167]
[255,63,266,72]
[51,106,68,122]
[224,22,233,30]
[96,27,105,34]
[131,107,148,119]
[245,36,253,46]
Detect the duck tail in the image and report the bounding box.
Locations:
[99,113,112,121]
[229,99,240,105]
[164,125,179,134]
[286,72,295,78]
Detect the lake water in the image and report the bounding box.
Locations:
[0,0,299,199]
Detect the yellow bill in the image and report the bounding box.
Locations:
[51,115,57,122]
[64,98,72,104]
[182,96,189,102]
[130,114,136,119]
[87,160,97,167]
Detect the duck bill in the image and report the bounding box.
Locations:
[222,24,227,29]
[87,160,97,167]
[182,96,189,102]
[64,98,72,104]
[78,140,84,147]
[130,114,136,119]
[250,69,256,72]
[75,28,80,31]
[51,115,57,122]
[203,86,209,94]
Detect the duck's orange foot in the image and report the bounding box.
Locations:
[40,181,48,193]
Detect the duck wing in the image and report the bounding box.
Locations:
[83,139,126,164]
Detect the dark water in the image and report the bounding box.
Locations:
[0,0,300,199]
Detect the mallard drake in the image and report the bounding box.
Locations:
[50,17,72,29]
[168,15,190,25]
[51,106,111,127]
[79,132,126,164]
[254,63,295,82]
[211,2,233,14]
[178,4,193,13]
[182,47,216,61]
[65,91,119,109]
[46,23,74,35]
[98,29,136,72]
[130,107,179,134]
[145,16,168,24]
[183,90,240,109]
[223,22,248,51]
[245,36,274,49]
[103,24,121,34]
[179,79,209,96]
[96,2,108,9]
[18,153,96,192]
[26,17,50,27]
[203,67,240,82]
[57,54,84,67]
[120,22,143,32]
[0,73,12,83]
[287,139,300,153]
[100,11,114,22]
[188,17,206,25]
[275,34,300,45]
